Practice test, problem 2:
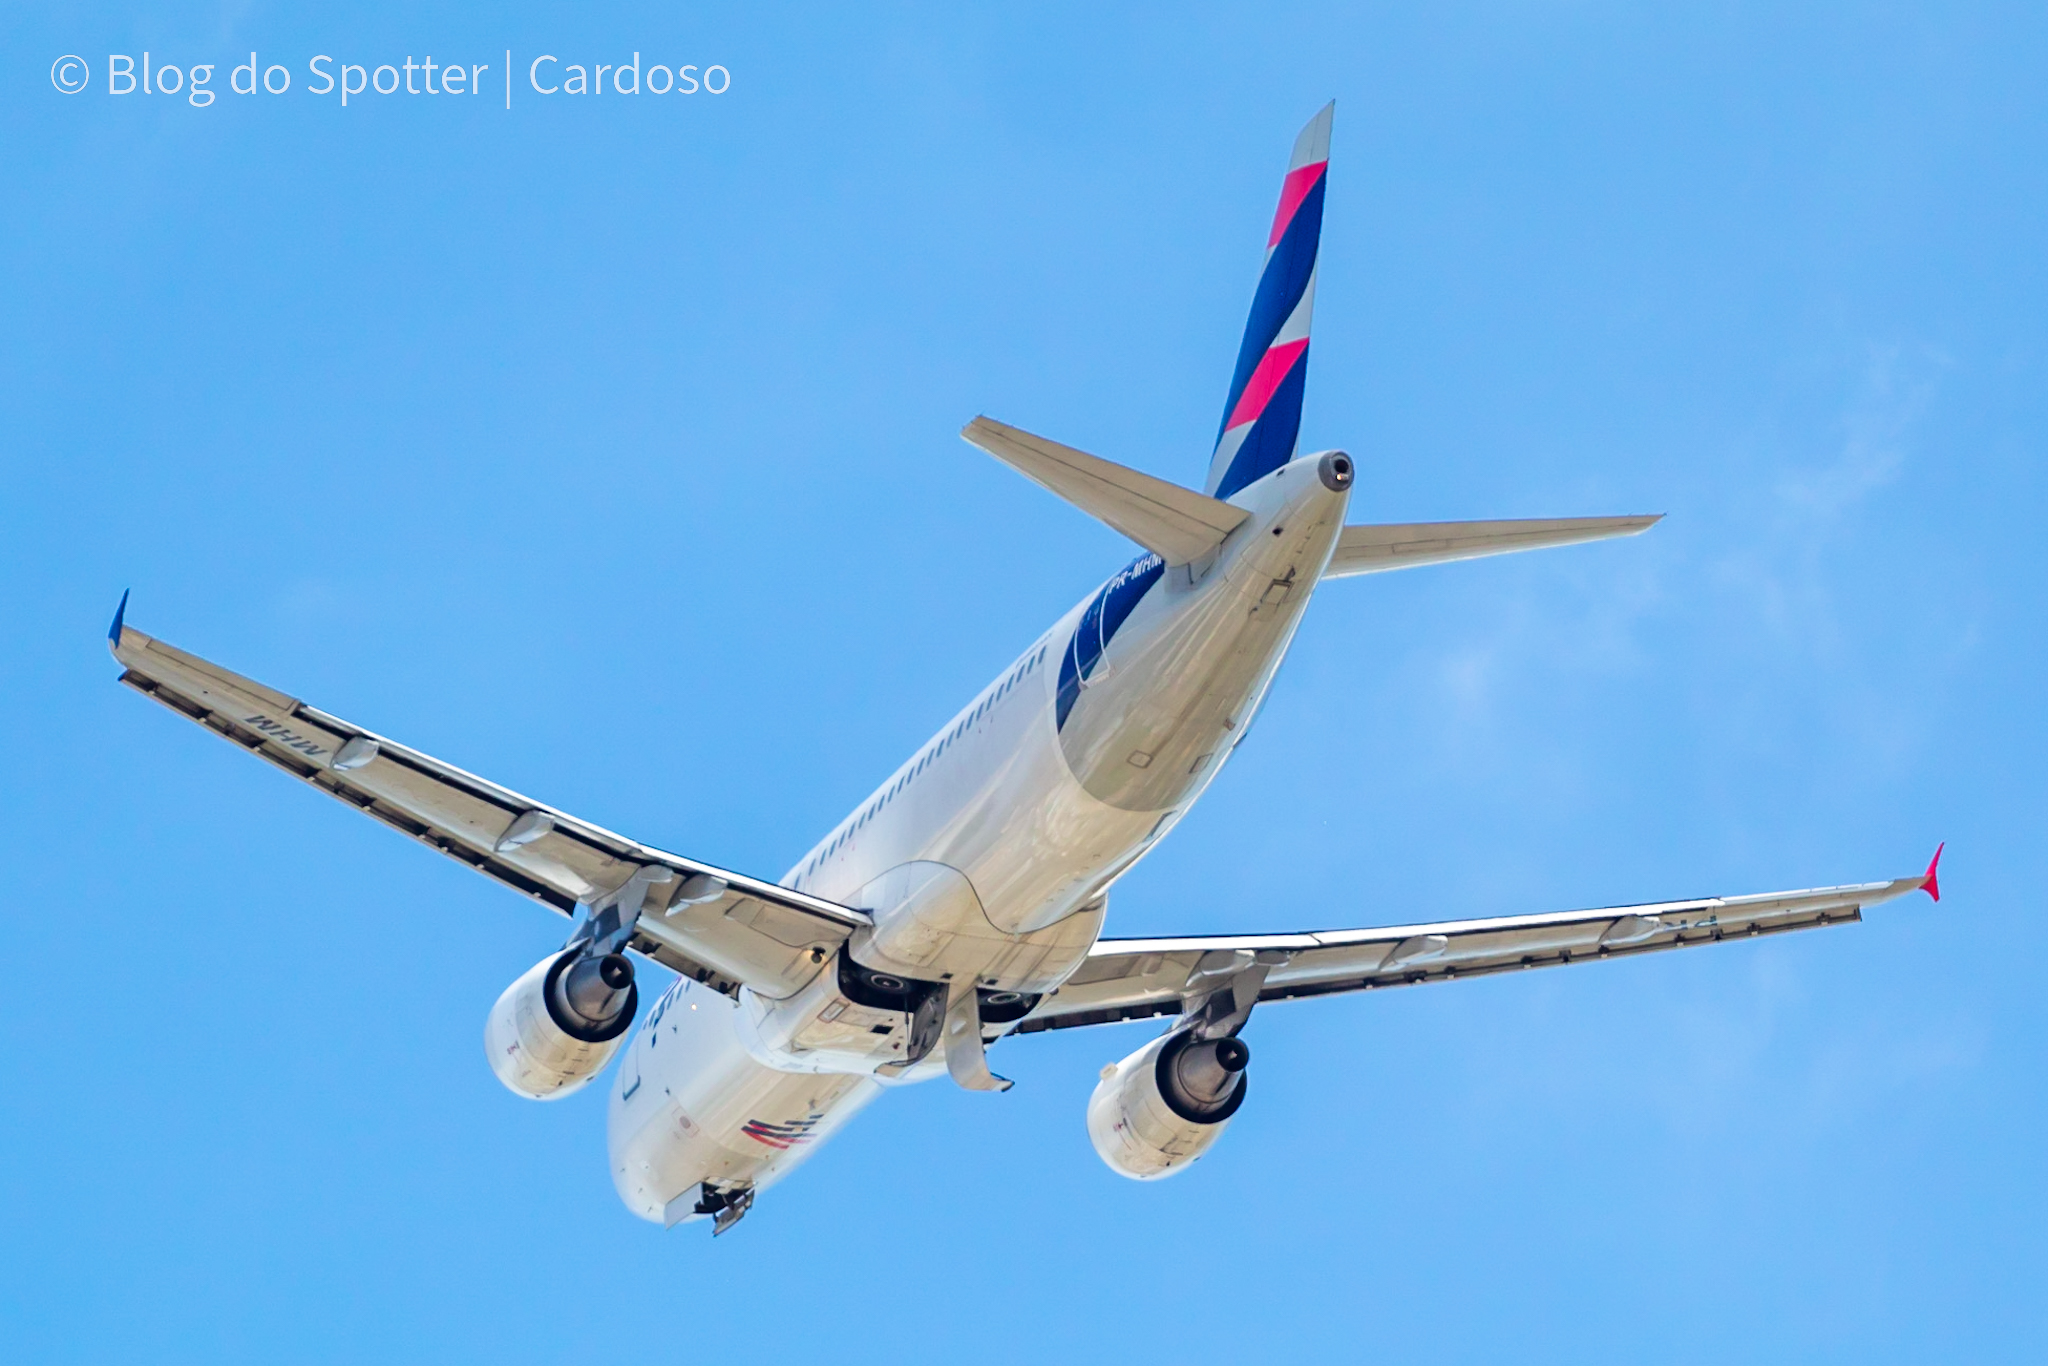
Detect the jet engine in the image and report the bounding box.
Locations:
[485,950,640,1100]
[1086,1030,1250,1180]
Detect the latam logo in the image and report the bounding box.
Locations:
[740,1113,824,1150]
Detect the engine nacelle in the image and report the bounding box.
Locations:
[485,950,639,1100]
[1086,1030,1250,1180]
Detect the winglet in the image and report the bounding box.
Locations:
[107,589,130,652]
[1921,842,1944,902]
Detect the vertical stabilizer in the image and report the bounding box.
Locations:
[1205,103,1333,500]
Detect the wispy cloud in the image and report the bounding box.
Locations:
[1774,343,1941,519]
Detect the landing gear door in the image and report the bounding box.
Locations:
[620,993,664,1103]
[618,1027,644,1102]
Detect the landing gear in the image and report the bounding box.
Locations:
[692,1182,756,1236]
[941,979,1013,1092]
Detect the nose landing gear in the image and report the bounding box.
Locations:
[691,1182,756,1236]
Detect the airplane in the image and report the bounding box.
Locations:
[107,103,1942,1235]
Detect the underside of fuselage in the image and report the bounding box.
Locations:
[607,452,1352,1224]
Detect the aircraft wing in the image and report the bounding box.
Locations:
[107,603,866,1000]
[1013,867,1939,1035]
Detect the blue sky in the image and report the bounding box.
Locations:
[4,2,2044,1361]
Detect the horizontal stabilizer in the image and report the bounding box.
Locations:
[962,416,1249,565]
[1323,514,1661,579]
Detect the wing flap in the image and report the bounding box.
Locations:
[1015,874,1929,1034]
[112,618,866,1000]
[1323,515,1662,578]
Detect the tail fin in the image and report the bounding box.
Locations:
[1205,102,1333,500]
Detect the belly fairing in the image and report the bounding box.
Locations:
[844,860,1110,991]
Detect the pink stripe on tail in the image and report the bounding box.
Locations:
[1268,161,1327,248]
[1224,337,1309,430]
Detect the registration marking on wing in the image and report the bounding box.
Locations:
[240,712,332,760]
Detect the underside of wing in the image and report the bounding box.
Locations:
[1323,515,1662,578]
[1014,870,1935,1035]
[109,609,865,1000]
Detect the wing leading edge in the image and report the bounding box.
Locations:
[1015,869,1937,1035]
[108,612,867,1000]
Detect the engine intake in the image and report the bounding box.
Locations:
[485,950,639,1100]
[1087,1030,1250,1180]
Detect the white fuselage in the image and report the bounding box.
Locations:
[608,455,1350,1222]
